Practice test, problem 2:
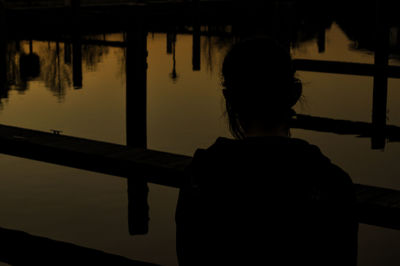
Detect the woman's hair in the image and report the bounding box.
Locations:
[221,37,302,139]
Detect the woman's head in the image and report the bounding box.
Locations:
[222,37,302,139]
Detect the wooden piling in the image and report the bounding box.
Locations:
[126,14,149,235]
[0,1,7,92]
[128,178,149,235]
[0,39,5,90]
[126,19,147,148]
[371,0,389,150]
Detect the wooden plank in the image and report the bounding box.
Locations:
[0,124,400,230]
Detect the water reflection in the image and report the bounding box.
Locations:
[1,1,400,266]
[0,226,159,265]
[2,1,400,149]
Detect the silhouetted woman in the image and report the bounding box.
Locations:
[176,37,358,266]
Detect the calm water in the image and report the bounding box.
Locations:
[1,6,400,265]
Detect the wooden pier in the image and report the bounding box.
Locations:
[0,123,399,230]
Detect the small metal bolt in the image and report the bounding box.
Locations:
[50,129,62,135]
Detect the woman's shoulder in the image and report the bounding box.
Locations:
[189,136,353,186]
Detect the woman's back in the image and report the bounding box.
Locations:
[176,137,358,265]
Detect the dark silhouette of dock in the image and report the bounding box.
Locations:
[0,123,399,230]
[0,226,160,266]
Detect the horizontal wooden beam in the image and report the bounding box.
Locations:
[294,59,400,78]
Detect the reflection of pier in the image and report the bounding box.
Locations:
[293,59,400,78]
[0,123,399,231]
[126,17,149,235]
[0,2,399,263]
[72,31,83,89]
[2,13,393,149]
[294,4,393,150]
[293,114,400,143]
[0,2,398,149]
[0,2,7,98]
[0,227,160,266]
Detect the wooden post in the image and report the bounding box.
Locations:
[126,21,147,149]
[126,13,149,235]
[72,31,82,89]
[127,178,149,235]
[0,36,5,89]
[0,1,7,94]
[371,0,389,150]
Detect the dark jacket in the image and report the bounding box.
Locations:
[176,136,358,266]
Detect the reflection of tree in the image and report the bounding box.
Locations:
[6,41,24,91]
[1,36,112,102]
[19,41,41,83]
[82,39,109,72]
[203,27,214,74]
[38,37,110,100]
[39,42,72,101]
[2,41,27,107]
[169,36,178,83]
[118,35,127,83]
[202,25,235,75]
